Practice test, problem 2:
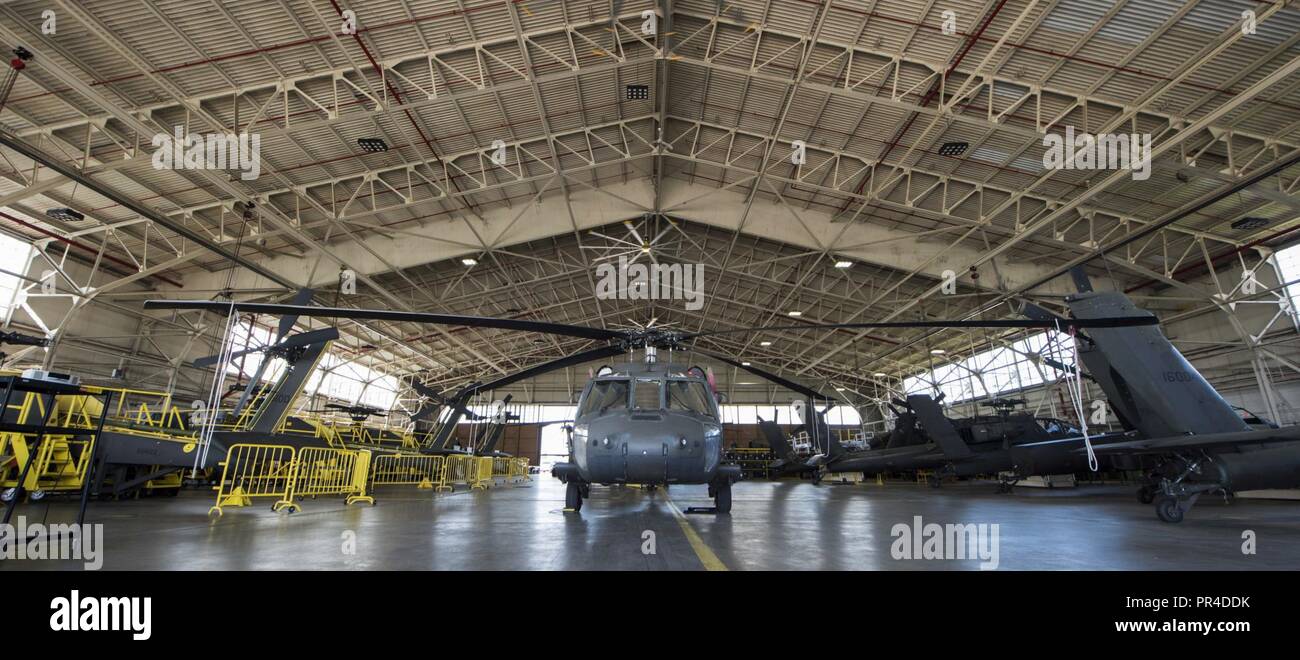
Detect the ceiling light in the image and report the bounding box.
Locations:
[938,141,969,157]
[834,260,853,269]
[460,257,478,266]
[1231,216,1270,231]
[873,372,887,378]
[46,207,85,222]
[930,349,946,355]
[760,341,772,347]
[834,387,845,392]
[625,84,650,100]
[357,138,389,153]
[787,311,802,317]
[740,361,751,366]
[640,245,651,253]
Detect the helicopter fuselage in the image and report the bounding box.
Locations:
[552,360,738,487]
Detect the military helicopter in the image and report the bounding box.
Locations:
[144,297,1157,513]
[1018,269,1300,522]
[308,402,389,423]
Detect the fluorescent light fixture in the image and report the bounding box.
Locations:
[872,372,887,378]
[834,387,845,392]
[460,257,478,266]
[787,311,802,317]
[1231,216,1270,231]
[740,361,751,366]
[938,141,969,156]
[930,348,946,355]
[834,260,852,269]
[760,341,772,346]
[357,138,389,153]
[46,207,85,222]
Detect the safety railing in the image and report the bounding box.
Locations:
[371,454,445,490]
[469,456,494,489]
[209,444,300,517]
[441,455,475,491]
[295,447,374,506]
[491,457,513,477]
[208,444,374,517]
[507,457,530,483]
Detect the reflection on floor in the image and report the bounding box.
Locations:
[2,477,1298,570]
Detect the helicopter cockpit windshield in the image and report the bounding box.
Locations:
[633,378,663,410]
[581,379,629,416]
[667,379,716,418]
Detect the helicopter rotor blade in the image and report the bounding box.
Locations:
[145,300,624,342]
[696,350,828,401]
[684,315,1157,340]
[274,288,316,342]
[474,344,628,393]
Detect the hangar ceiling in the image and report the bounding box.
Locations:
[0,0,1298,406]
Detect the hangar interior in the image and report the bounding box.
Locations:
[0,0,1298,570]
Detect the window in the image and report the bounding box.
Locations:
[666,380,715,417]
[224,320,286,382]
[459,404,577,424]
[217,319,398,411]
[0,233,32,318]
[633,378,662,410]
[579,380,628,416]
[1277,242,1300,321]
[903,331,1076,404]
[717,404,861,426]
[305,353,400,411]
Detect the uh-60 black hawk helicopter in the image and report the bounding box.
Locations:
[144,297,1157,514]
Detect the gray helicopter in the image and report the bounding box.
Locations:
[144,298,1157,514]
[552,349,738,511]
[1018,269,1300,522]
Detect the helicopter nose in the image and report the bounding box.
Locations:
[623,437,669,483]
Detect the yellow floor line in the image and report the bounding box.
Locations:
[663,495,728,571]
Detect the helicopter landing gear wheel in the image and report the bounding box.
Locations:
[1155,496,1184,523]
[1136,486,1156,504]
[713,483,732,514]
[564,481,583,511]
[1,487,15,502]
[28,489,46,502]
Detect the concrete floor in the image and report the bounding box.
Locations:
[3,477,1298,570]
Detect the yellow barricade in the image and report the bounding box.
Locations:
[492,457,512,477]
[441,455,474,491]
[209,444,299,517]
[296,447,375,506]
[470,456,494,489]
[507,457,530,483]
[371,454,445,490]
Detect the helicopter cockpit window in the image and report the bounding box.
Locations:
[634,378,663,410]
[667,380,715,418]
[580,380,629,416]
[1039,418,1080,435]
